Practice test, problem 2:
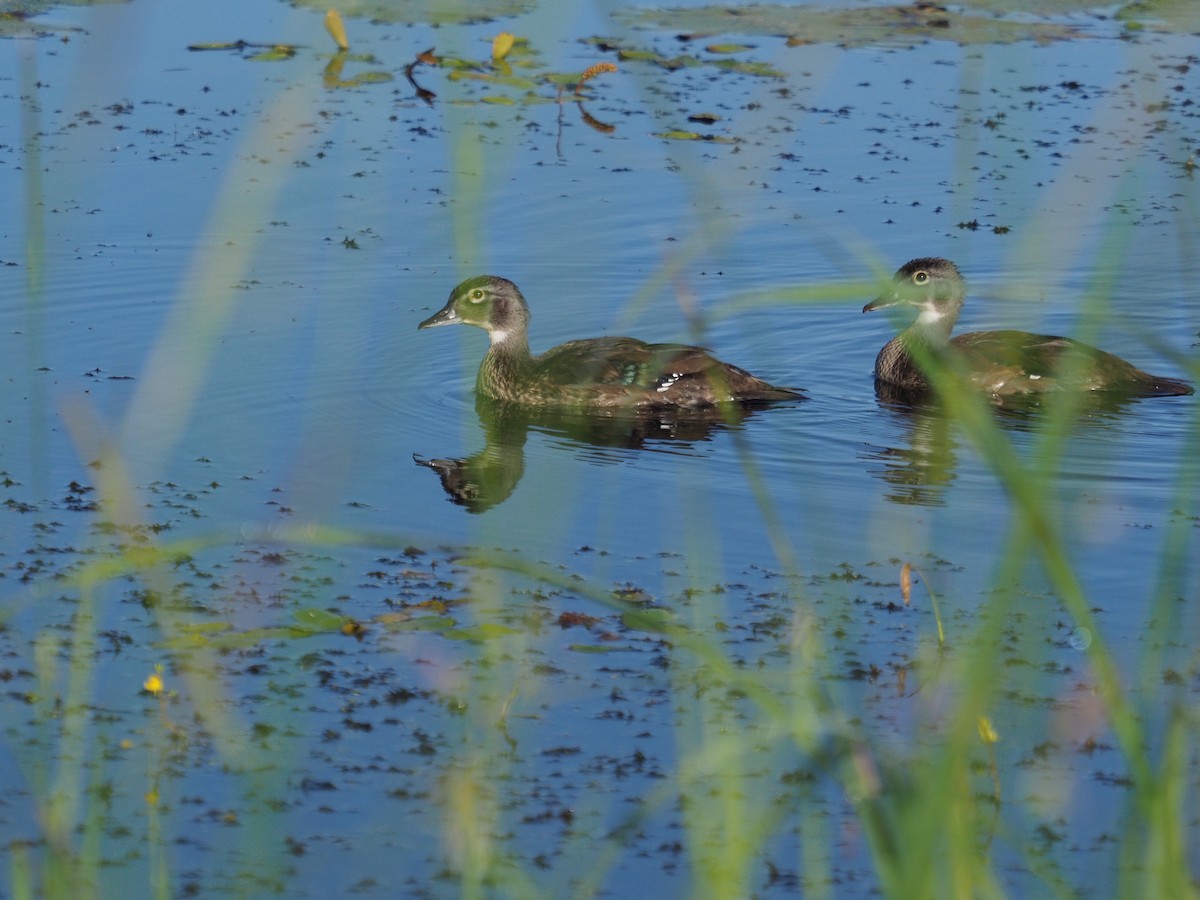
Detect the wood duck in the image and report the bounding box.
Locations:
[864,257,1193,398]
[419,275,803,409]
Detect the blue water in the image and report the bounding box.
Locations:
[0,0,1197,896]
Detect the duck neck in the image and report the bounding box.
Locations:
[901,301,959,350]
[877,302,961,390]
[478,330,534,397]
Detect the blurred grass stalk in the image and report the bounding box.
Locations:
[10,26,332,898]
[9,2,1200,898]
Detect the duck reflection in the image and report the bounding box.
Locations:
[864,384,959,507]
[866,379,1179,507]
[415,394,782,514]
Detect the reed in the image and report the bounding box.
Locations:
[4,2,1198,898]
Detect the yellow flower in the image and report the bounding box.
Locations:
[978,716,999,744]
[492,32,515,61]
[144,671,164,696]
[324,9,350,52]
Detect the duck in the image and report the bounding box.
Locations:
[418,275,803,409]
[863,257,1193,398]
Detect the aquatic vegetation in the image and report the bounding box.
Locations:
[1,0,1198,897]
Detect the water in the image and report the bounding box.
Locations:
[1,0,1197,896]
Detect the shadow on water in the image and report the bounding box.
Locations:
[415,393,804,513]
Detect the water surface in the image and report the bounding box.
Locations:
[1,0,1197,896]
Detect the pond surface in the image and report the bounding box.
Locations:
[1,0,1198,896]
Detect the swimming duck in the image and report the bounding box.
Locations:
[864,257,1193,398]
[419,275,803,409]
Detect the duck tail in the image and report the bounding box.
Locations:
[745,385,807,404]
[1143,375,1195,396]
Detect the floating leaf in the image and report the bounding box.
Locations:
[621,608,673,633]
[162,626,313,650]
[383,615,456,633]
[324,9,349,51]
[440,56,483,71]
[712,58,783,77]
[443,623,522,642]
[615,6,1079,47]
[487,74,538,89]
[292,607,349,632]
[654,130,735,144]
[615,48,661,63]
[248,45,299,62]
[569,643,617,653]
[181,622,234,634]
[706,42,754,53]
[351,71,393,84]
[188,41,247,51]
[480,95,516,105]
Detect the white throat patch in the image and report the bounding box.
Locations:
[916,303,944,326]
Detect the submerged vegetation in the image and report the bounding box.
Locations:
[2,0,1199,898]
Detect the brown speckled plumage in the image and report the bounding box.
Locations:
[864,258,1193,398]
[419,276,803,409]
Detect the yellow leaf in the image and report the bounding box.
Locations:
[492,31,515,61]
[325,9,349,51]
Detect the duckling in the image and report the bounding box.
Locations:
[864,257,1192,398]
[419,275,803,409]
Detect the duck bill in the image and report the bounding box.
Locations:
[862,292,902,314]
[418,303,461,330]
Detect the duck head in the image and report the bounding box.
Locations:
[419,275,532,346]
[863,257,967,333]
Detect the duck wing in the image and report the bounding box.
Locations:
[534,337,800,407]
[953,330,1191,396]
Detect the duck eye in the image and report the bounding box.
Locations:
[912,270,929,285]
[469,289,486,303]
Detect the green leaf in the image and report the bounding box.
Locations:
[385,616,456,633]
[443,623,522,642]
[654,131,736,144]
[180,621,234,634]
[248,46,298,62]
[292,608,348,632]
[622,608,673,632]
[348,71,394,85]
[712,59,783,78]
[615,48,661,62]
